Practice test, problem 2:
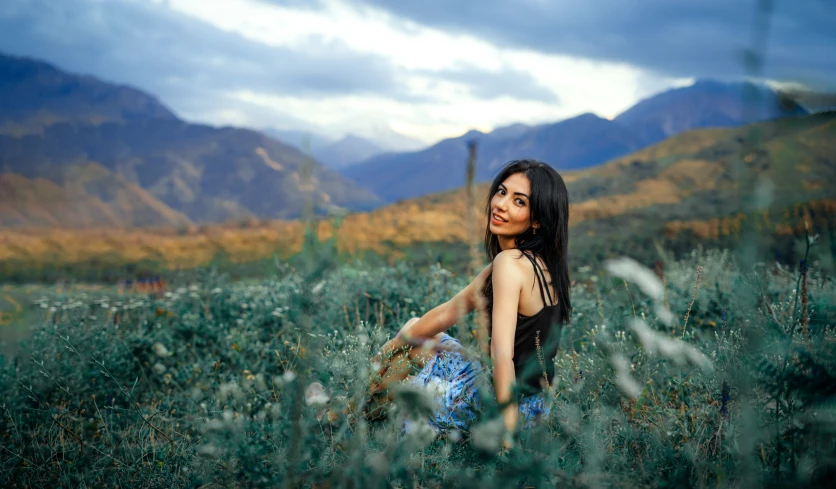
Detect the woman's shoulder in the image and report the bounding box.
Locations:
[492,249,527,264]
[491,249,531,279]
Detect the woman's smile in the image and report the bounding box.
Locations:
[491,212,508,225]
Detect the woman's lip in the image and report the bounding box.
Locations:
[491,214,507,225]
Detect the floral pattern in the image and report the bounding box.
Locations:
[404,333,549,435]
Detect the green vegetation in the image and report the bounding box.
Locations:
[1,227,835,487]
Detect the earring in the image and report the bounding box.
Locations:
[533,228,537,235]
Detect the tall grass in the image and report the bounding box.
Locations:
[1,242,835,487]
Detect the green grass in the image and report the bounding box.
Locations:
[1,234,835,487]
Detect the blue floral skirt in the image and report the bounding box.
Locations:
[404,333,549,435]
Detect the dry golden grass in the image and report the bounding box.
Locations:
[0,163,192,228]
[571,159,724,223]
[2,118,831,270]
[0,154,729,269]
[663,199,836,240]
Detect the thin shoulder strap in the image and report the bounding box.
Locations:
[522,251,553,307]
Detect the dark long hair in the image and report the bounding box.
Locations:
[484,159,571,323]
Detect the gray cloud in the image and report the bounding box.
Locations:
[341,0,836,90]
[0,0,564,132]
[428,63,559,103]
[0,0,399,107]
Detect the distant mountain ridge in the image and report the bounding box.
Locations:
[0,50,818,230]
[615,79,807,142]
[342,80,808,203]
[262,129,418,169]
[0,53,176,132]
[5,112,832,270]
[0,52,381,228]
[314,134,384,169]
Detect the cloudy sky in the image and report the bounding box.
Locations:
[1,0,833,146]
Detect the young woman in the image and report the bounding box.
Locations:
[366,159,571,442]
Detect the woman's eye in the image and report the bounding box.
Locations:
[516,198,525,206]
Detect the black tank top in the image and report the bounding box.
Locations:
[483,252,563,396]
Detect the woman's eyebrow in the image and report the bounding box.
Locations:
[499,183,528,199]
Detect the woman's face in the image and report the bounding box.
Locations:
[489,172,536,238]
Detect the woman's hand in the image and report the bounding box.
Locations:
[368,335,408,394]
[500,435,514,455]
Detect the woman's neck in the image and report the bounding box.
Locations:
[498,235,516,251]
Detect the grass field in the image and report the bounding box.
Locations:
[1,232,835,487]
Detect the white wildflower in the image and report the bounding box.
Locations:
[629,319,713,372]
[471,417,506,452]
[404,417,437,450]
[153,343,171,357]
[222,409,234,422]
[654,303,676,326]
[367,452,389,475]
[304,382,330,406]
[198,443,221,457]
[610,354,642,398]
[605,257,664,301]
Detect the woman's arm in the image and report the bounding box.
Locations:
[369,264,492,388]
[490,251,524,435]
[383,264,492,350]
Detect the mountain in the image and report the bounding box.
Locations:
[333,111,836,263]
[341,80,808,204]
[0,53,176,133]
[263,127,423,169]
[0,53,381,228]
[342,113,648,203]
[260,128,335,154]
[313,134,384,169]
[354,122,427,152]
[0,163,192,228]
[5,112,833,270]
[615,79,808,144]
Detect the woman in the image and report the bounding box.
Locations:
[366,159,571,443]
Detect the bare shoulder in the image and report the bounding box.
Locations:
[492,250,527,281]
[493,249,526,267]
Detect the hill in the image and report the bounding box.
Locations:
[2,112,833,274]
[342,80,808,204]
[314,134,385,169]
[0,52,382,227]
[615,79,807,143]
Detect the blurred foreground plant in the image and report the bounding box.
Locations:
[1,245,835,488]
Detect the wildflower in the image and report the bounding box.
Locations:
[605,257,664,301]
[198,444,221,457]
[471,417,506,452]
[629,319,713,372]
[610,354,641,398]
[304,382,330,406]
[153,343,171,357]
[282,371,296,383]
[367,452,389,475]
